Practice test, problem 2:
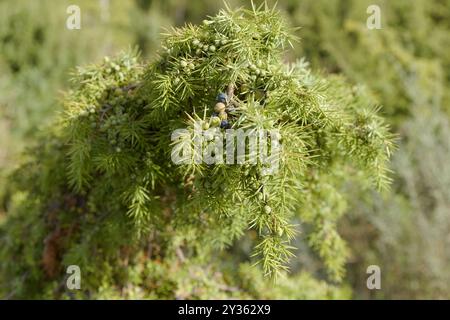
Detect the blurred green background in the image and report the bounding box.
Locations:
[0,0,449,299]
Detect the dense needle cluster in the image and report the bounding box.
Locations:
[0,4,394,298]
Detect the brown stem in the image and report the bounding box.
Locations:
[226,84,234,101]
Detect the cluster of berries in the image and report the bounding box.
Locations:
[209,92,230,129]
[102,110,128,153]
[180,60,195,72]
[79,106,98,129]
[248,60,267,81]
[191,36,228,56]
[103,56,131,82]
[80,86,135,153]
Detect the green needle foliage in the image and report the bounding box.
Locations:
[281,0,449,298]
[0,4,393,298]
